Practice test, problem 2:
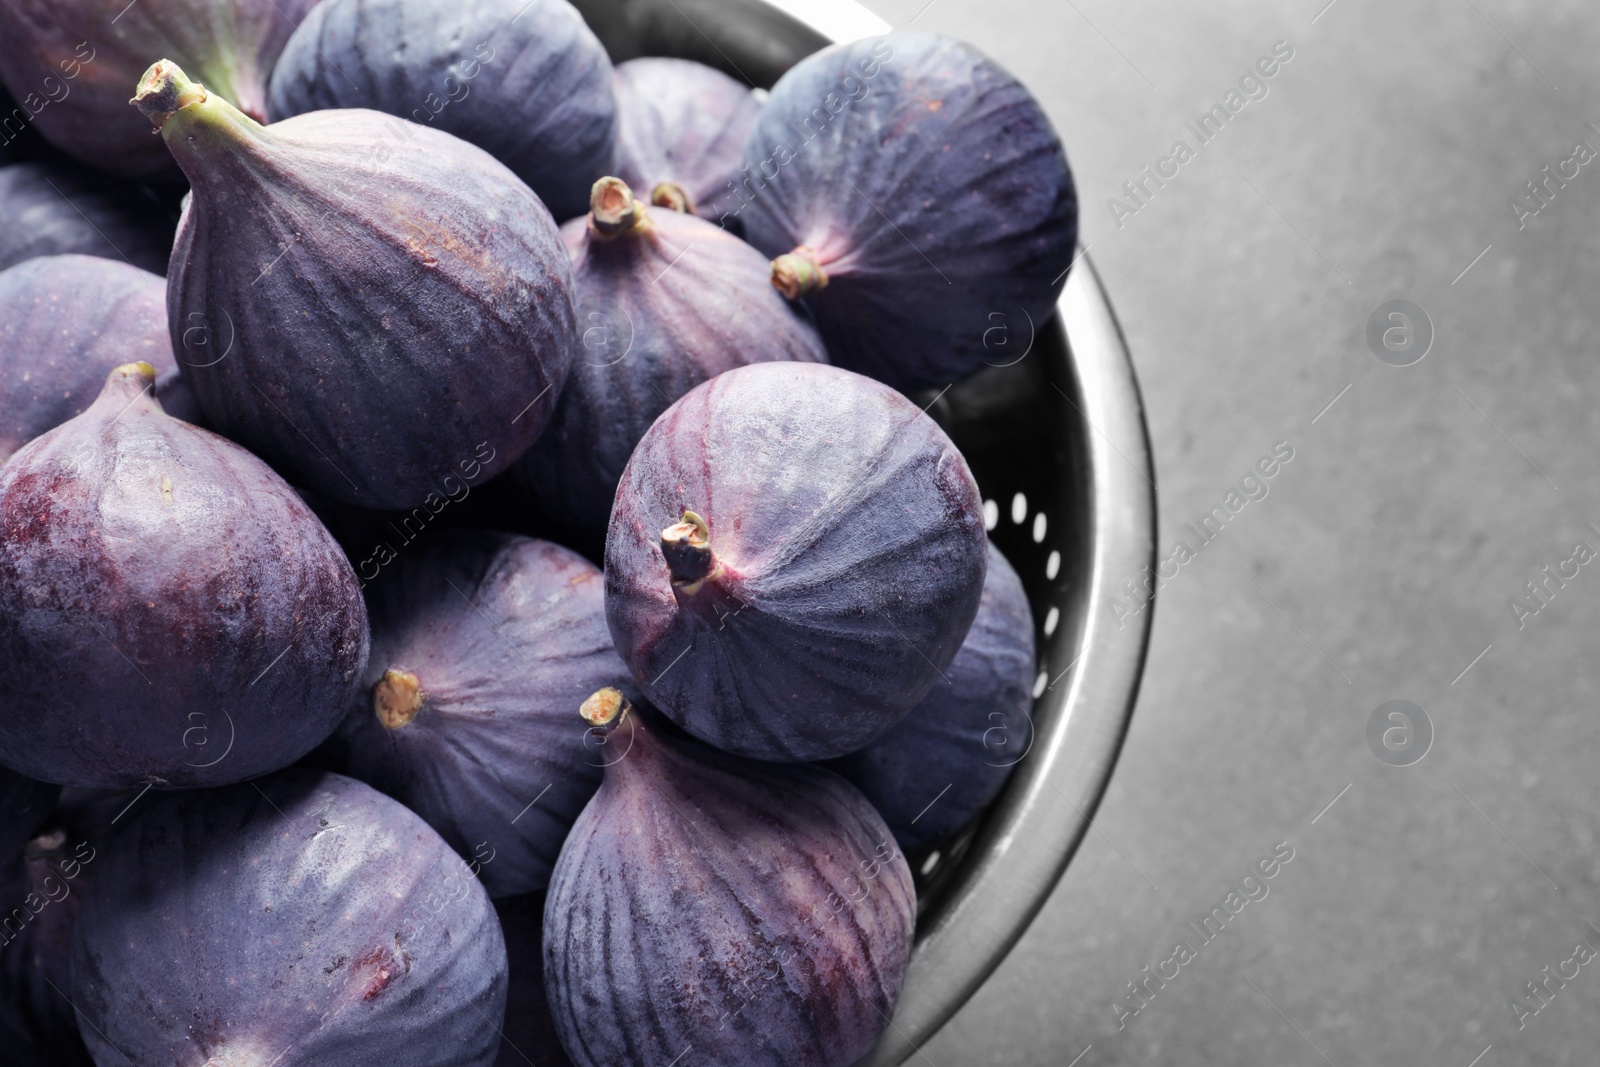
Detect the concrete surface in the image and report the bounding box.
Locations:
[855,0,1600,1063]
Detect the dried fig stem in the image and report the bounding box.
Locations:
[580,687,630,731]
[373,669,425,729]
[590,177,650,238]
[650,181,695,215]
[661,511,723,593]
[104,362,160,402]
[130,60,209,130]
[771,247,828,299]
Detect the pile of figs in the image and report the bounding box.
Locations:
[0,1,1075,1064]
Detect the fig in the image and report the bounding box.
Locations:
[135,60,578,510]
[0,771,58,869]
[612,58,763,224]
[268,0,617,223]
[736,31,1077,392]
[494,893,571,1067]
[605,361,987,762]
[0,362,369,788]
[512,177,827,550]
[0,162,172,274]
[829,541,1035,851]
[323,531,636,898]
[0,254,200,464]
[71,769,508,1067]
[0,0,319,178]
[0,822,99,1067]
[544,691,915,1067]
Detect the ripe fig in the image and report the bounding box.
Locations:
[71,769,508,1067]
[736,31,1077,392]
[134,60,578,509]
[0,362,369,788]
[0,254,200,464]
[323,531,636,898]
[612,58,763,224]
[829,541,1036,851]
[512,177,826,550]
[494,893,572,1067]
[0,771,57,869]
[544,691,915,1067]
[268,0,617,223]
[0,163,172,274]
[0,0,319,178]
[605,361,987,762]
[0,821,99,1067]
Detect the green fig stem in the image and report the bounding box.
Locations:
[650,181,695,215]
[373,669,425,729]
[102,362,160,404]
[130,60,210,130]
[590,177,650,238]
[661,511,723,593]
[580,687,630,732]
[771,247,827,300]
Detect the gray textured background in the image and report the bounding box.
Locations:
[854,0,1600,1063]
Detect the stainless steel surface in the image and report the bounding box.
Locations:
[567,2,1157,1059]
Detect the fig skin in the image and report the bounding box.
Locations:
[0,0,319,179]
[605,361,987,762]
[736,31,1077,393]
[0,254,201,464]
[0,163,173,274]
[612,58,763,224]
[494,893,572,1067]
[323,531,637,898]
[0,363,370,789]
[137,62,577,510]
[71,769,508,1067]
[829,541,1036,852]
[0,771,58,869]
[0,817,100,1066]
[512,177,827,550]
[544,696,915,1067]
[268,0,617,223]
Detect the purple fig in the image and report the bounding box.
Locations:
[829,541,1035,851]
[605,361,987,762]
[494,893,572,1067]
[0,254,201,464]
[268,0,617,224]
[0,162,173,274]
[324,531,636,897]
[0,772,58,870]
[0,362,369,788]
[544,690,915,1067]
[735,31,1077,392]
[0,821,99,1067]
[612,58,763,224]
[133,60,577,510]
[512,177,826,550]
[0,0,319,178]
[71,769,508,1067]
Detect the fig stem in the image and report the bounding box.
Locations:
[580,687,630,731]
[661,511,723,593]
[373,669,426,729]
[130,60,209,130]
[650,181,695,215]
[590,177,649,238]
[771,247,828,300]
[101,362,160,404]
